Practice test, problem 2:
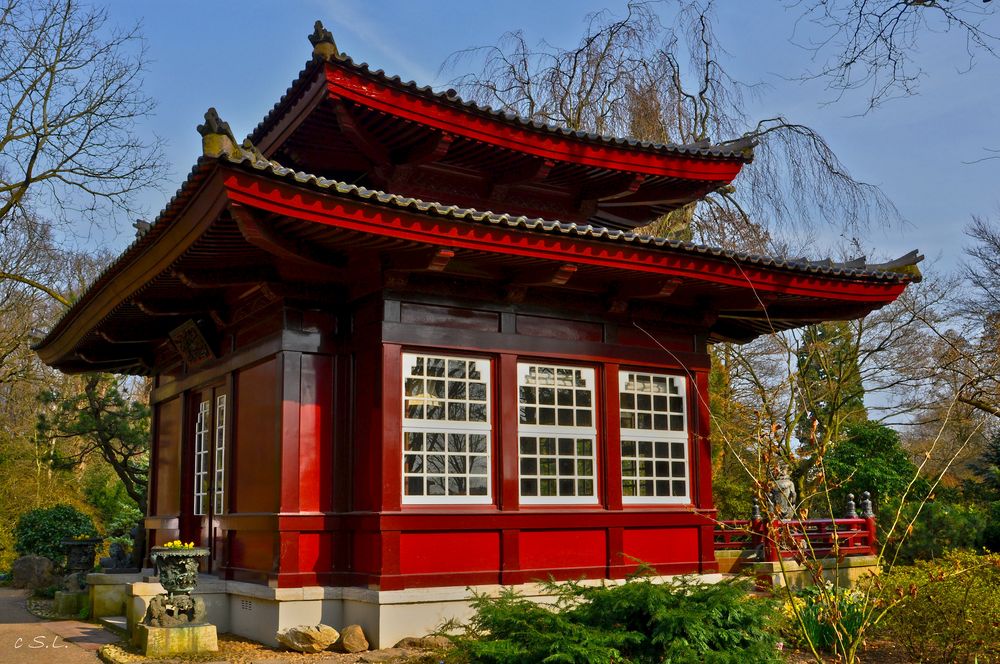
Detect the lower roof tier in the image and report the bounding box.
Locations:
[34,146,918,374]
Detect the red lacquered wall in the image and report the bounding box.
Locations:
[146,293,719,590]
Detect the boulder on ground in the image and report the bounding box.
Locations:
[394,635,454,649]
[276,624,340,653]
[359,648,409,663]
[335,623,369,652]
[10,555,56,590]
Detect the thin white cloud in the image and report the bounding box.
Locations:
[309,0,443,87]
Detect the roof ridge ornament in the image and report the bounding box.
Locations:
[309,20,339,60]
[197,107,239,158]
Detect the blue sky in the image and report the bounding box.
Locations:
[100,0,1000,271]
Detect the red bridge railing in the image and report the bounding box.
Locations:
[714,492,878,562]
[714,517,877,561]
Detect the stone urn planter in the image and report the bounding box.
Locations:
[62,538,102,574]
[150,546,209,596]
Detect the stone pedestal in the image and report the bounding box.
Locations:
[87,571,143,618]
[54,590,88,615]
[135,623,218,657]
[751,554,880,589]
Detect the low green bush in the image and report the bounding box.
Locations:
[875,550,1000,664]
[14,504,98,565]
[983,501,1000,553]
[449,575,781,664]
[34,584,60,599]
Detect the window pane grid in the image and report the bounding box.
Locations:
[193,400,210,516]
[402,353,492,504]
[619,372,686,432]
[404,355,489,424]
[518,364,597,504]
[620,372,689,504]
[213,395,226,515]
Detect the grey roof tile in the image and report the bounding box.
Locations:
[222,147,919,284]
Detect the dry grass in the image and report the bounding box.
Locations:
[782,639,914,663]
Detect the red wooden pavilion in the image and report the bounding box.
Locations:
[35,23,918,646]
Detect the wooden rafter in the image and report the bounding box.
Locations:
[174,266,277,289]
[331,99,389,164]
[394,131,455,165]
[231,204,345,271]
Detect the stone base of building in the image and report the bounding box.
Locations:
[111,571,723,649]
[135,623,218,657]
[751,555,880,589]
[53,590,88,616]
[88,572,143,618]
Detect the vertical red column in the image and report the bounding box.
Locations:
[381,344,403,513]
[692,366,717,572]
[692,367,714,510]
[603,363,623,511]
[498,354,519,512]
[603,363,624,577]
[277,351,302,583]
[499,353,522,584]
[279,351,302,514]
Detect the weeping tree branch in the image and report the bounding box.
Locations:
[788,0,999,112]
[443,0,901,253]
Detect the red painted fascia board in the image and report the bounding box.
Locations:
[223,172,907,305]
[323,64,745,182]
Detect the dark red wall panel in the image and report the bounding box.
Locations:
[519,529,606,570]
[400,303,500,332]
[230,531,276,572]
[616,326,692,352]
[516,314,602,342]
[297,532,332,573]
[352,531,379,575]
[399,531,501,575]
[233,358,280,513]
[622,527,699,566]
[153,397,182,515]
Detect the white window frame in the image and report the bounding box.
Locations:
[213,394,227,515]
[193,400,210,516]
[619,371,690,505]
[517,363,599,505]
[401,352,493,505]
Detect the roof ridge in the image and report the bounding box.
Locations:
[246,23,755,162]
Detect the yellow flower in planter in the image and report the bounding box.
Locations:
[162,540,195,549]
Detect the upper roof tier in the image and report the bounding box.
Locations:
[246,22,754,230]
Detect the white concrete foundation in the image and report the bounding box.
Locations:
[112,572,725,649]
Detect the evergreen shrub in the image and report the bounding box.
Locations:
[876,551,1000,664]
[889,499,987,563]
[13,504,98,564]
[449,574,781,664]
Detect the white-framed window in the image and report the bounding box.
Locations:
[518,363,598,504]
[213,394,227,514]
[401,353,492,504]
[619,371,689,504]
[193,400,210,516]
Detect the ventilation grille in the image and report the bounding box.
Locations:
[240,599,253,611]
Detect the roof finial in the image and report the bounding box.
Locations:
[309,20,339,60]
[197,107,238,158]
